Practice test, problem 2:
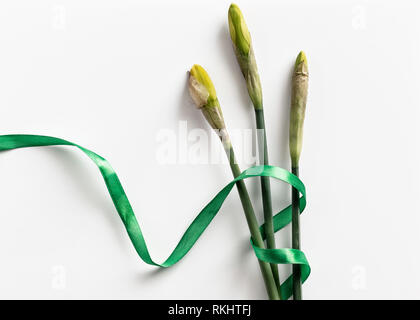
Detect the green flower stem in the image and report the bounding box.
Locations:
[188,64,279,299]
[255,109,281,297]
[292,166,302,300]
[289,51,308,300]
[227,4,281,298]
[226,144,280,300]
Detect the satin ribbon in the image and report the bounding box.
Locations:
[0,134,310,300]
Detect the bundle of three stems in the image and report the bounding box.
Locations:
[188,4,308,300]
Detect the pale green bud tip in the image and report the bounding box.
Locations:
[295,51,308,72]
[228,4,251,57]
[188,64,218,108]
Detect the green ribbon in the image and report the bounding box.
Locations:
[0,134,310,300]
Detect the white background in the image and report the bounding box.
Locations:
[0,0,419,299]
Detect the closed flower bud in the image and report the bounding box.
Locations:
[228,4,263,110]
[188,64,217,108]
[228,4,251,58]
[188,65,228,139]
[289,51,309,167]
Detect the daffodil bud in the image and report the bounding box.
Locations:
[228,4,251,58]
[188,64,218,108]
[188,65,228,136]
[228,3,262,110]
[289,51,309,167]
